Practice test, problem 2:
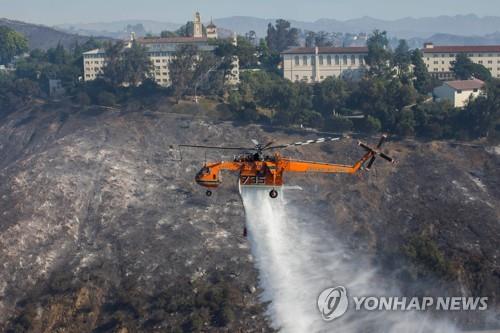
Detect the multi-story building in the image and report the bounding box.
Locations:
[281,46,368,83]
[82,49,107,82]
[422,43,500,80]
[82,12,237,87]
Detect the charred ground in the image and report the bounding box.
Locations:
[0,101,499,332]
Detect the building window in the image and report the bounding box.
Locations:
[335,55,340,65]
[488,60,493,64]
[343,55,347,65]
[434,61,439,64]
[303,76,308,81]
[351,55,355,65]
[295,56,300,65]
[319,55,324,65]
[295,75,299,81]
[457,90,462,93]
[359,55,364,64]
[327,55,332,65]
[303,56,308,65]
[478,60,483,64]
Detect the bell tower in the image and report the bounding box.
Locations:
[193,12,203,38]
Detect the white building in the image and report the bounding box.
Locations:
[422,43,500,80]
[281,46,368,83]
[82,12,234,87]
[433,79,485,108]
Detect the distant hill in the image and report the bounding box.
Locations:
[55,14,500,46]
[7,15,500,51]
[408,32,500,48]
[213,14,500,39]
[0,18,109,50]
[55,20,183,38]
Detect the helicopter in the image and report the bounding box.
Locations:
[180,135,396,199]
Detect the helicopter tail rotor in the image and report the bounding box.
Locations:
[358,135,395,170]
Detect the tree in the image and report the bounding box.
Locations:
[458,78,500,138]
[365,30,392,78]
[235,37,258,69]
[47,43,68,65]
[103,41,126,86]
[315,31,332,47]
[125,23,146,36]
[451,53,475,80]
[160,30,178,38]
[0,27,28,65]
[451,53,492,81]
[168,45,199,102]
[313,77,350,117]
[305,31,316,48]
[393,39,411,78]
[244,31,257,45]
[258,38,280,72]
[102,40,151,87]
[411,49,432,94]
[121,40,153,87]
[265,19,299,53]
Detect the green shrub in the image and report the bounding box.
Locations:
[97,91,116,106]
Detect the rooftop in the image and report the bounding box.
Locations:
[282,46,369,55]
[445,79,485,91]
[137,37,209,44]
[83,49,106,55]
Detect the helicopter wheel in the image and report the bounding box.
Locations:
[269,189,278,199]
[206,190,213,197]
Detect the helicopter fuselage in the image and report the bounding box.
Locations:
[195,153,284,189]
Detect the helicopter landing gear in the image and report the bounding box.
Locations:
[206,190,213,197]
[269,189,278,199]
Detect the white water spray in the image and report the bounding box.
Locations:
[240,187,458,333]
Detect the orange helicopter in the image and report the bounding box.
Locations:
[180,135,396,199]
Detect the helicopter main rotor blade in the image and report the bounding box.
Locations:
[179,144,256,151]
[263,141,274,149]
[265,137,341,150]
[379,152,395,163]
[366,156,376,170]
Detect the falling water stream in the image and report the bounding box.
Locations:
[240,187,457,333]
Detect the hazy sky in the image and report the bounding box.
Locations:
[1,0,500,25]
